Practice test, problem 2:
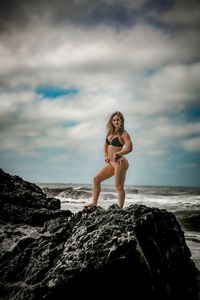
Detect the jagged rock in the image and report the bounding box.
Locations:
[0,205,199,299]
[0,168,199,300]
[0,169,72,226]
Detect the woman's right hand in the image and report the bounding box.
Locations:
[105,157,110,163]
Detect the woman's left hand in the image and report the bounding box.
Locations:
[114,153,122,162]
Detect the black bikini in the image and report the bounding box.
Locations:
[106,135,124,147]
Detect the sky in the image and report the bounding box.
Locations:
[0,0,200,187]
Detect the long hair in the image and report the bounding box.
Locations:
[106,111,125,137]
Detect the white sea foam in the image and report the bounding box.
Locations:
[56,191,200,215]
[185,232,200,270]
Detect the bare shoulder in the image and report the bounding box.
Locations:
[122,131,131,139]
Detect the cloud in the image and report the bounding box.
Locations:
[1,38,200,157]
[132,116,200,158]
[2,24,200,75]
[0,0,200,185]
[147,0,200,27]
[182,137,200,152]
[0,0,148,33]
[0,21,199,126]
[135,62,200,113]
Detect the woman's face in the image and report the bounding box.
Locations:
[112,115,121,128]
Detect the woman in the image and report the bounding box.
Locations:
[84,111,133,209]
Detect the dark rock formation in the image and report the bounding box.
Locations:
[0,168,72,226]
[0,168,199,300]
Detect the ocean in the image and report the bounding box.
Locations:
[38,183,200,271]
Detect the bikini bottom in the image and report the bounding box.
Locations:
[109,157,129,169]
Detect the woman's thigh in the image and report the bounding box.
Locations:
[114,159,129,186]
[95,164,115,182]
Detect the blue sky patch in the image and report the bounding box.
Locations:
[182,105,200,122]
[35,86,79,99]
[144,68,156,77]
[62,120,79,128]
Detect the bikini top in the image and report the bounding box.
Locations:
[106,135,124,147]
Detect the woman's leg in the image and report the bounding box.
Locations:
[84,164,114,208]
[114,160,129,209]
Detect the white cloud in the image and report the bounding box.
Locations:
[134,118,200,156]
[0,21,199,88]
[140,63,200,102]
[182,137,200,152]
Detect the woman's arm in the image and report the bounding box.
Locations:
[117,132,133,156]
[104,144,110,162]
[104,143,108,158]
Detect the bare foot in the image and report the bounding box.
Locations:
[84,203,97,208]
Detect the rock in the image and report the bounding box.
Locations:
[0,168,59,209]
[0,206,199,299]
[0,168,72,226]
[0,168,199,300]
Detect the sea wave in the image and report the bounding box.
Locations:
[175,210,200,232]
[41,184,200,231]
[185,231,200,270]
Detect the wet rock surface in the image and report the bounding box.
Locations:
[0,168,199,300]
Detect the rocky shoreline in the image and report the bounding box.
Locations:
[0,168,199,299]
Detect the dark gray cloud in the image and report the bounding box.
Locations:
[0,0,130,29]
[1,0,200,35]
[0,0,171,32]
